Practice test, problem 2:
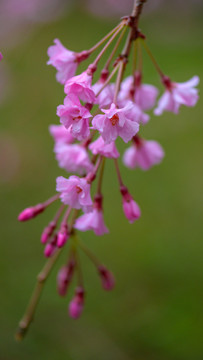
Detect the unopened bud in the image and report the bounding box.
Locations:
[98,265,115,291]
[68,287,85,319]
[18,204,44,221]
[57,224,69,248]
[57,260,75,296]
[41,221,56,244]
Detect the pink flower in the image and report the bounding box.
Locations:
[54,143,93,175]
[57,260,75,296]
[56,175,93,212]
[68,287,85,319]
[93,81,115,108]
[89,136,119,158]
[154,76,199,115]
[47,39,78,84]
[74,195,108,236]
[121,187,141,223]
[125,101,150,125]
[98,266,115,291]
[123,137,164,170]
[0,52,3,61]
[64,71,96,104]
[57,96,92,140]
[120,73,158,111]
[49,124,74,145]
[74,209,109,236]
[92,103,139,144]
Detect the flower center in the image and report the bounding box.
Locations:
[109,113,119,126]
[76,185,82,194]
[73,116,82,122]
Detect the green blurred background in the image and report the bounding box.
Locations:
[1,2,203,359]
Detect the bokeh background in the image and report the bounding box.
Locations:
[1,1,203,359]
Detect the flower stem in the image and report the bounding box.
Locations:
[15,210,79,341]
[114,159,124,187]
[97,157,106,195]
[141,39,164,77]
[91,25,125,68]
[76,235,100,268]
[87,22,124,54]
[95,63,120,97]
[15,249,62,341]
[113,0,147,103]
[103,26,127,71]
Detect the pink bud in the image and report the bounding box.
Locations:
[18,204,44,221]
[120,186,141,223]
[57,224,69,248]
[44,235,57,257]
[57,260,75,296]
[68,287,85,319]
[41,221,56,244]
[0,52,3,61]
[98,265,115,291]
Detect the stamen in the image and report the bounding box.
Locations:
[109,113,119,126]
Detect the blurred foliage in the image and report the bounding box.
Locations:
[0,5,203,360]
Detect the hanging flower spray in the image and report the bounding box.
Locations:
[15,0,199,340]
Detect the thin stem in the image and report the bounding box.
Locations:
[103,26,127,71]
[15,249,62,341]
[77,236,100,268]
[137,39,143,73]
[114,159,124,187]
[97,157,106,195]
[53,204,65,223]
[112,0,147,103]
[61,206,72,226]
[92,25,124,67]
[141,39,164,77]
[87,22,124,54]
[95,63,120,97]
[113,60,125,104]
[15,209,79,341]
[71,233,83,287]
[132,40,138,74]
[44,194,59,207]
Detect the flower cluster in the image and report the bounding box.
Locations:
[16,2,199,339]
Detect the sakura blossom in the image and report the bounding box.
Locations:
[57,95,92,140]
[123,136,164,170]
[16,0,199,339]
[92,102,139,144]
[89,136,119,158]
[154,75,199,115]
[64,71,96,104]
[74,208,109,236]
[54,143,93,175]
[56,175,93,212]
[47,39,78,84]
[120,72,159,111]
[49,124,74,145]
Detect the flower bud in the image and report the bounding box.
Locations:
[18,204,44,221]
[68,287,85,319]
[57,224,69,248]
[44,235,57,257]
[41,221,56,244]
[57,260,75,296]
[98,265,115,291]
